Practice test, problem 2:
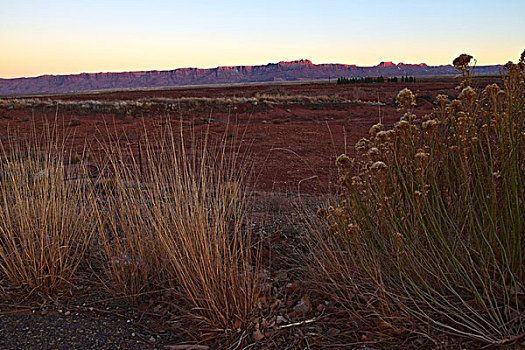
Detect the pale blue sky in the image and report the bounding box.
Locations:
[1,0,523,77]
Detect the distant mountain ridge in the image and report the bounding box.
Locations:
[0,59,501,95]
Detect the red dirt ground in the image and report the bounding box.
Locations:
[0,76,499,194]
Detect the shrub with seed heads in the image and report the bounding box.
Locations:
[394,120,410,131]
[366,147,381,162]
[396,88,416,111]
[422,119,440,131]
[305,53,524,346]
[458,86,478,112]
[369,123,384,138]
[354,137,371,154]
[335,153,353,170]
[453,53,476,89]
[453,53,473,71]
[369,160,388,172]
[435,94,449,106]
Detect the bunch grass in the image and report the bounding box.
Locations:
[0,129,96,299]
[96,121,260,332]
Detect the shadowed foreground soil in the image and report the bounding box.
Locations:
[0,313,161,349]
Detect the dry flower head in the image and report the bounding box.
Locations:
[396,88,416,111]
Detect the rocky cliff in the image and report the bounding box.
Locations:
[0,59,501,95]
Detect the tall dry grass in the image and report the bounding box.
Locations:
[96,122,260,332]
[304,54,524,344]
[0,118,260,337]
[0,134,96,299]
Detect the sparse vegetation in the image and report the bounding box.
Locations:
[0,135,97,299]
[96,124,259,332]
[0,121,260,341]
[0,52,523,348]
[304,53,524,345]
[0,94,385,117]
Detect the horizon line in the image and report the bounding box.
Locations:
[0,58,504,80]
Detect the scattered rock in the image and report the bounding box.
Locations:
[275,315,286,325]
[293,296,312,315]
[253,329,265,342]
[285,282,298,292]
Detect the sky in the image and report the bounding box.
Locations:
[1,0,524,78]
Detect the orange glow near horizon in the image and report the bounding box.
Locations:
[1,1,523,79]
[2,46,522,79]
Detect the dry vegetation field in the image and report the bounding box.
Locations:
[0,55,523,349]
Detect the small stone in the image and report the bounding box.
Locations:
[285,282,297,292]
[253,329,264,341]
[64,311,71,316]
[275,315,286,324]
[131,332,136,337]
[293,301,310,314]
[293,296,312,315]
[149,336,156,342]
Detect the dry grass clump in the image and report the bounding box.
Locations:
[96,124,260,333]
[0,119,260,338]
[0,94,384,116]
[304,53,524,344]
[0,138,96,299]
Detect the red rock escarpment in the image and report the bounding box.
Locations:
[0,60,501,95]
